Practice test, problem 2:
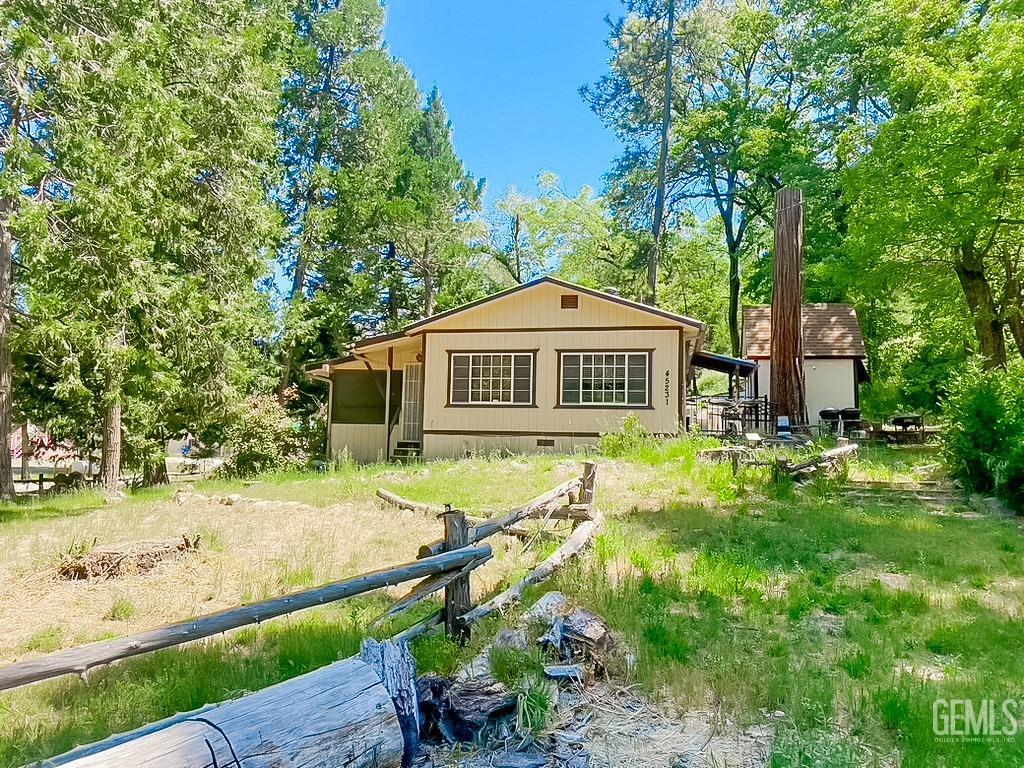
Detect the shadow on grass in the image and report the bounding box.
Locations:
[0,599,401,767]
[621,494,1024,585]
[0,494,105,525]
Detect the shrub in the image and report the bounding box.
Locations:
[599,414,654,457]
[941,360,1024,509]
[220,395,303,478]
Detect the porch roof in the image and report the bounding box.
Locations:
[691,350,758,377]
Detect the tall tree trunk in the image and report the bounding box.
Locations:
[386,242,400,327]
[648,0,676,305]
[100,321,126,493]
[0,198,16,500]
[771,189,807,424]
[728,244,741,357]
[999,251,1024,360]
[422,236,435,316]
[954,244,1006,368]
[512,214,523,283]
[276,18,342,399]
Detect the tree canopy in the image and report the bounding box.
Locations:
[1,0,1019,491]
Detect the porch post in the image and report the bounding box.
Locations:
[384,347,393,460]
[325,373,334,462]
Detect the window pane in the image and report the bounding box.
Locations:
[452,355,470,403]
[627,353,648,405]
[454,351,533,405]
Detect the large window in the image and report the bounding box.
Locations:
[560,352,649,406]
[450,352,534,405]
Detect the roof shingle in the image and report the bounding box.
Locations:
[742,304,866,358]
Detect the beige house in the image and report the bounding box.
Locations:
[306,277,706,461]
[742,304,869,424]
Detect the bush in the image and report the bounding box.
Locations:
[940,360,1024,509]
[599,414,654,457]
[220,395,304,477]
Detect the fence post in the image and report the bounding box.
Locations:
[37,473,44,497]
[442,504,470,643]
[581,461,597,509]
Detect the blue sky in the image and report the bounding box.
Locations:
[384,0,625,208]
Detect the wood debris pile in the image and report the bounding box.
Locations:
[57,534,200,580]
[412,592,614,767]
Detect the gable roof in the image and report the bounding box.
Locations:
[305,277,706,374]
[742,304,867,359]
[403,276,706,333]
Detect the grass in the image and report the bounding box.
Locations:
[0,437,1021,766]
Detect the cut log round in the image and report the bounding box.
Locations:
[46,657,404,768]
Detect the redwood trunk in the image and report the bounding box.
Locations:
[0,198,16,500]
[771,188,807,424]
[954,244,1006,367]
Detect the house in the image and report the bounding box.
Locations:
[305,277,708,461]
[742,304,868,424]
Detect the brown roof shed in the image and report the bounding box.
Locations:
[742,304,867,359]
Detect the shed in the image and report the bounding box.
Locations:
[742,304,869,424]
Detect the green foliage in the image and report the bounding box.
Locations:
[514,673,556,736]
[599,414,654,458]
[220,396,303,478]
[489,646,545,689]
[105,597,136,622]
[941,360,1024,506]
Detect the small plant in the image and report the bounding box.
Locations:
[839,650,872,679]
[23,627,63,653]
[106,597,136,621]
[489,646,545,688]
[411,633,463,677]
[515,673,556,736]
[219,395,304,478]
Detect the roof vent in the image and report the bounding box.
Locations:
[560,294,579,309]
[603,287,620,297]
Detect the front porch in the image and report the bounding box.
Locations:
[309,334,425,462]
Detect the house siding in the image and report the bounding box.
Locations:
[418,281,694,459]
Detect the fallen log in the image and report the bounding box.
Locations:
[779,443,859,481]
[58,535,200,580]
[461,512,604,625]
[417,478,583,558]
[44,656,404,768]
[377,489,486,523]
[0,544,491,692]
[377,488,442,515]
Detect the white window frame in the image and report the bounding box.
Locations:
[449,352,534,406]
[559,351,649,407]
